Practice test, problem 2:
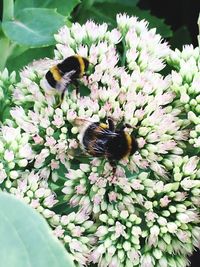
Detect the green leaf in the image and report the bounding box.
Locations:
[77,3,172,38]
[6,46,54,72]
[0,37,10,70]
[0,192,74,267]
[15,0,80,17]
[3,0,14,21]
[170,26,192,50]
[94,0,139,6]
[2,8,66,47]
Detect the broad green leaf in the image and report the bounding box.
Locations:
[2,8,66,47]
[7,46,54,72]
[0,192,74,267]
[94,0,139,6]
[76,3,172,38]
[15,0,80,16]
[0,37,10,70]
[8,45,28,60]
[170,26,192,50]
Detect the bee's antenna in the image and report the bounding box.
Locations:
[107,117,115,131]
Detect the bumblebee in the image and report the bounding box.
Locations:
[45,55,89,103]
[81,117,138,174]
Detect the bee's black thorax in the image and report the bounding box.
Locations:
[57,56,81,80]
[45,55,89,89]
[45,70,57,87]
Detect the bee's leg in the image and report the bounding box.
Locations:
[107,117,115,131]
[73,80,79,95]
[108,159,117,176]
[55,90,66,108]
[124,123,132,128]
[120,123,133,131]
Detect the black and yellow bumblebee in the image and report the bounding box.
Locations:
[80,117,138,174]
[45,55,89,104]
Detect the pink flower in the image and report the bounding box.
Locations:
[174,192,187,201]
[114,222,126,238]
[18,179,28,192]
[52,114,64,128]
[75,185,86,195]
[96,178,107,188]
[131,179,142,190]
[89,246,105,263]
[176,230,190,243]
[160,196,171,207]
[93,195,102,205]
[68,139,78,149]
[69,196,81,207]
[146,211,157,222]
[108,256,119,267]
[75,211,89,223]
[50,160,59,170]
[30,199,40,208]
[150,162,167,178]
[108,192,118,202]
[33,135,43,144]
[2,126,20,142]
[141,254,154,267]
[148,225,160,246]
[45,136,56,147]
[44,195,58,207]
[53,226,64,238]
[4,150,14,162]
[183,156,199,175]
[18,144,33,159]
[71,226,83,237]
[69,239,83,252]
[0,169,7,183]
[128,249,140,262]
[88,173,98,184]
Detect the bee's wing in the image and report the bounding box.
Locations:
[75,117,118,137]
[56,70,76,92]
[97,128,118,137]
[86,138,107,156]
[27,58,61,72]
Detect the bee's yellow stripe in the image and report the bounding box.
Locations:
[50,66,62,81]
[100,123,109,129]
[124,132,132,155]
[74,55,85,77]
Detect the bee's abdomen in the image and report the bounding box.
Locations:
[82,123,107,157]
[45,70,57,88]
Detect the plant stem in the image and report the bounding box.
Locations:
[0,0,15,70]
[3,0,14,21]
[0,37,10,70]
[121,39,127,66]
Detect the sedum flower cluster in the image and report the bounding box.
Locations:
[0,69,16,123]
[0,14,199,267]
[167,45,200,151]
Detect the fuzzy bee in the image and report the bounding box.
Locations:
[77,117,138,174]
[45,55,89,94]
[30,55,89,106]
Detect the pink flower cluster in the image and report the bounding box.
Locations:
[0,14,199,267]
